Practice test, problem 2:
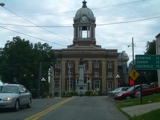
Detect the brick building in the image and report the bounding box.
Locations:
[50,1,129,96]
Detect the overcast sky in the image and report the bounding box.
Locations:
[0,0,160,63]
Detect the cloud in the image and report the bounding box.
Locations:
[0,0,160,64]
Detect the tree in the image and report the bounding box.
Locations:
[145,40,156,54]
[0,36,55,96]
[143,40,157,83]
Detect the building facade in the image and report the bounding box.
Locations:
[50,1,128,96]
[156,33,160,87]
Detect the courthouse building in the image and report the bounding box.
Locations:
[50,1,129,96]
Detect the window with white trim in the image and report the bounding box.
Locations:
[68,80,73,90]
[68,72,73,77]
[68,62,73,68]
[55,72,60,77]
[94,72,99,77]
[55,80,59,88]
[94,61,99,68]
[108,72,112,77]
[108,62,112,68]
[94,81,100,90]
[107,81,113,91]
[55,62,60,68]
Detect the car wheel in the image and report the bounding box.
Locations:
[126,95,131,99]
[14,100,20,112]
[26,99,32,108]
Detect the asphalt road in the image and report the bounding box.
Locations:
[0,96,129,120]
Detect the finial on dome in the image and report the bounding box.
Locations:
[82,0,87,8]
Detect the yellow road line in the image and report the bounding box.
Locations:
[25,97,75,120]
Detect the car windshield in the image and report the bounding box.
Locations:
[0,86,18,93]
[113,88,121,92]
[126,86,134,92]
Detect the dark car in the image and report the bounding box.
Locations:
[114,84,160,100]
[107,87,129,96]
[0,84,32,111]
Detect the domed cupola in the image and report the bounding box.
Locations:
[74,0,95,21]
[68,0,99,49]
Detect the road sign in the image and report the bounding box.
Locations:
[129,78,134,86]
[129,69,140,81]
[135,55,160,70]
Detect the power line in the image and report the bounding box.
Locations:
[0,15,160,27]
[2,6,72,41]
[0,0,145,18]
[0,23,72,27]
[91,0,145,10]
[0,26,66,47]
[98,15,160,26]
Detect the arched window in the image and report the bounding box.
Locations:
[94,61,99,68]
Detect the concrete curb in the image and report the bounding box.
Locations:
[121,102,160,117]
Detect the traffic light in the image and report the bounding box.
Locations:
[86,74,89,78]
[24,74,26,77]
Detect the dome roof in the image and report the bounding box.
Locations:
[74,1,95,20]
[118,51,129,61]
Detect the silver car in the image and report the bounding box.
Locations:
[108,87,129,96]
[0,84,32,111]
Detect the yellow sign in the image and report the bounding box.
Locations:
[129,69,140,81]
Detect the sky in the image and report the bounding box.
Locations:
[0,0,160,64]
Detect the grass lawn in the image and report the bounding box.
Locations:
[131,109,160,120]
[116,94,160,120]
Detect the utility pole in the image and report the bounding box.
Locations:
[59,61,62,97]
[51,65,54,97]
[132,37,134,69]
[132,37,137,100]
[68,61,71,92]
[38,62,42,98]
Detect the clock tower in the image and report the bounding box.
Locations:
[51,0,128,97]
[68,0,101,49]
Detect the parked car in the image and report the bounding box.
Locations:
[114,84,160,100]
[0,84,32,111]
[107,87,129,96]
[0,80,3,85]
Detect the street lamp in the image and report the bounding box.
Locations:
[0,3,5,7]
[41,77,46,82]
[116,74,122,87]
[86,74,90,90]
[41,77,46,98]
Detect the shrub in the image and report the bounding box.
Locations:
[69,90,78,96]
[62,90,78,97]
[85,90,99,96]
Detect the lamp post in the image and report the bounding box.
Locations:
[48,68,50,83]
[116,74,122,87]
[86,74,90,90]
[41,77,46,98]
[0,3,5,7]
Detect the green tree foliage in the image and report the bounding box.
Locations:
[141,40,157,84]
[0,36,55,93]
[145,40,156,54]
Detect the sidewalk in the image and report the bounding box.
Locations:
[121,102,160,117]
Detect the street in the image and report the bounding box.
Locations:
[0,96,129,120]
